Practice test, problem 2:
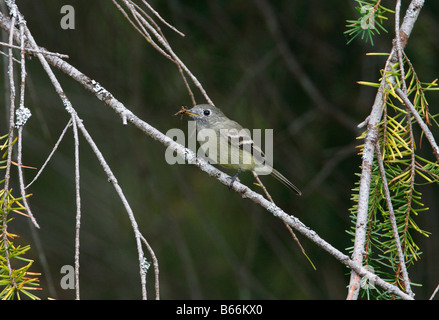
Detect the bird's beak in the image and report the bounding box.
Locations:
[183,110,199,116]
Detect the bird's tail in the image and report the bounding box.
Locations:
[271,168,302,196]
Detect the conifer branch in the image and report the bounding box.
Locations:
[347,0,425,300]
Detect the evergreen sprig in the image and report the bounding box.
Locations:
[345,0,393,46]
[0,134,41,300]
[349,54,438,299]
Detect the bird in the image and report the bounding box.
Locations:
[177,104,302,195]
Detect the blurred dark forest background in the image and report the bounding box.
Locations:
[1,0,439,299]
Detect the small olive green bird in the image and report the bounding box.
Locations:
[180,104,302,195]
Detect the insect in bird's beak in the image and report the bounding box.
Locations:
[174,106,198,119]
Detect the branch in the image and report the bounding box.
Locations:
[0,41,69,58]
[1,3,18,291]
[347,0,425,300]
[71,111,81,300]
[252,172,315,269]
[395,0,407,94]
[16,18,40,229]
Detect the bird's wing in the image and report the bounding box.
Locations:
[219,121,268,166]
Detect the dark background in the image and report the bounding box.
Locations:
[1,0,439,299]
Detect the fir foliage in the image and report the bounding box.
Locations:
[345,0,393,46]
[347,34,439,299]
[0,133,41,300]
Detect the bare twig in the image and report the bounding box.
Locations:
[140,234,160,300]
[1,2,18,290]
[396,87,439,162]
[252,172,315,269]
[430,283,439,300]
[374,143,413,296]
[0,41,69,58]
[25,120,73,189]
[140,0,185,37]
[16,128,40,228]
[71,112,81,300]
[112,0,173,61]
[395,0,407,94]
[18,21,26,116]
[15,19,40,229]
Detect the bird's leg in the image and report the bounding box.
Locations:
[228,168,241,190]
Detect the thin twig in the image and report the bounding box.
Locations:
[176,62,196,106]
[395,0,407,94]
[111,0,174,62]
[25,119,73,189]
[396,87,439,162]
[18,22,26,117]
[71,113,81,300]
[15,20,40,229]
[0,41,69,58]
[374,142,413,296]
[0,47,21,63]
[430,283,439,300]
[252,172,315,270]
[17,129,40,228]
[2,4,18,290]
[140,234,160,300]
[140,0,185,37]
[394,0,416,295]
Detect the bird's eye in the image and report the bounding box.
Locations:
[203,109,211,116]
